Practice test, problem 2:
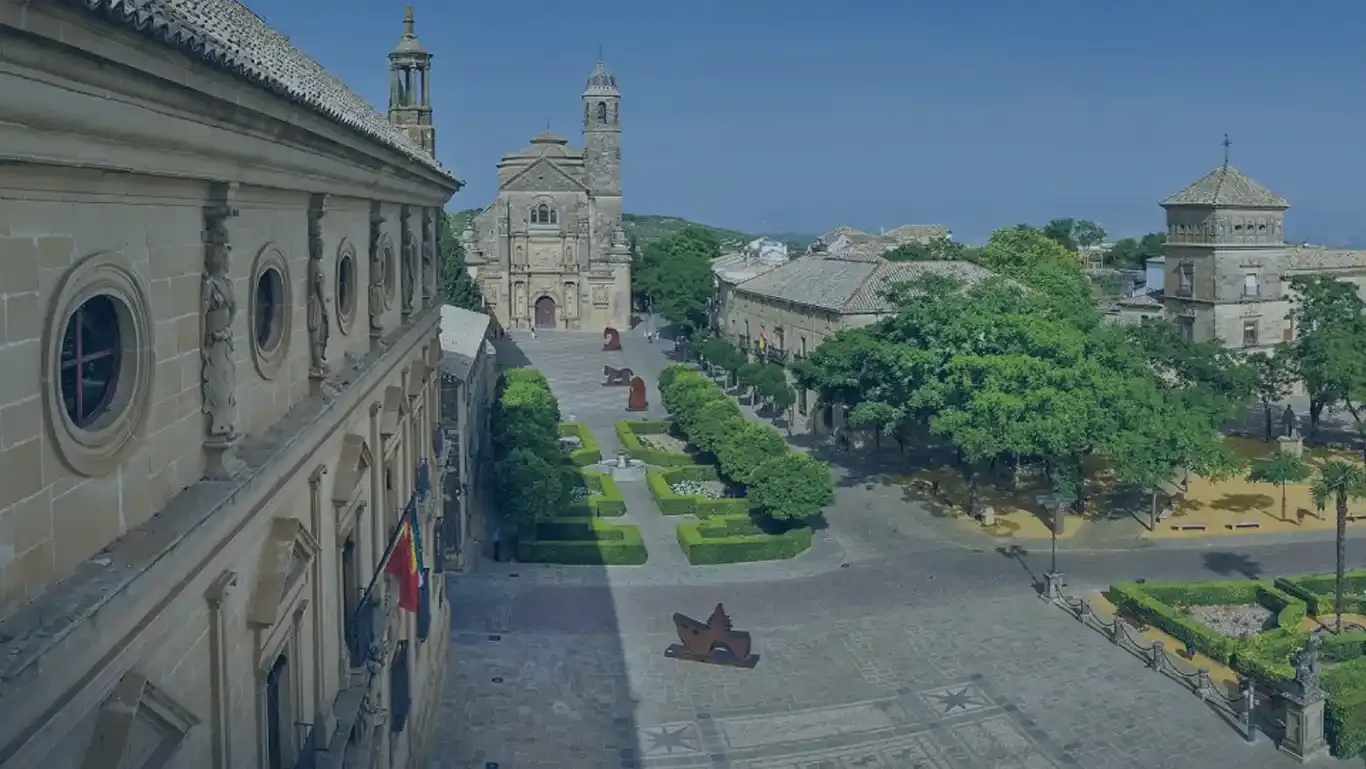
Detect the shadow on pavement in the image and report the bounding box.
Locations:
[442,332,644,769]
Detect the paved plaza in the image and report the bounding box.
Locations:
[433,331,1340,768]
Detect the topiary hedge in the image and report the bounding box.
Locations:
[615,420,696,466]
[676,515,813,564]
[1278,572,1366,617]
[558,422,602,467]
[646,466,751,517]
[517,517,648,565]
[567,469,626,517]
[1108,577,1366,758]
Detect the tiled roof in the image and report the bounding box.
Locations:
[71,0,454,179]
[1161,164,1287,208]
[1284,245,1366,273]
[734,257,992,314]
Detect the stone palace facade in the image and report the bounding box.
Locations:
[461,62,633,332]
[0,3,465,768]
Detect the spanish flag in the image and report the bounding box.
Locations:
[385,506,422,612]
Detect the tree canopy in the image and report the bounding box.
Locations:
[438,210,484,311]
[634,226,721,334]
[1039,218,1106,252]
[1104,233,1167,270]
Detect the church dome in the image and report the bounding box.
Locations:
[584,60,619,95]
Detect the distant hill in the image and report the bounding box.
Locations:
[443,208,815,252]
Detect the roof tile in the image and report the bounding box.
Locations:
[1161,164,1287,208]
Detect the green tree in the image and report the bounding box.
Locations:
[715,421,789,483]
[883,236,968,262]
[747,452,835,523]
[1072,220,1107,249]
[691,401,744,453]
[1288,276,1366,440]
[1310,460,1366,632]
[494,448,570,530]
[1104,232,1166,269]
[1040,219,1079,251]
[1248,451,1312,521]
[438,211,485,311]
[1247,348,1297,442]
[635,226,721,335]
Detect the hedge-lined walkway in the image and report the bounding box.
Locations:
[487,331,849,578]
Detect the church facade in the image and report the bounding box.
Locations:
[462,62,633,332]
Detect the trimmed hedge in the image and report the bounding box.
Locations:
[1109,577,1366,758]
[518,517,648,565]
[676,515,813,564]
[567,469,626,517]
[1279,572,1366,617]
[558,422,602,467]
[615,420,696,466]
[646,466,751,517]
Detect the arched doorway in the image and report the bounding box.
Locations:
[533,296,556,329]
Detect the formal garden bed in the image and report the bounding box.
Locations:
[649,364,833,564]
[568,468,627,517]
[557,421,602,467]
[614,419,698,466]
[1108,576,1366,757]
[493,368,646,565]
[516,517,647,565]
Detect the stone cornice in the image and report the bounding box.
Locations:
[0,10,458,204]
[0,310,440,768]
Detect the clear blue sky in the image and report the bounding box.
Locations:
[251,0,1363,244]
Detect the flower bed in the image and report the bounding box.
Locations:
[676,515,813,564]
[1108,577,1366,757]
[566,469,626,517]
[517,517,647,565]
[615,419,697,466]
[646,465,750,517]
[558,421,602,467]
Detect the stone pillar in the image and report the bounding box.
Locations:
[368,202,387,347]
[306,194,331,394]
[201,182,244,479]
[1277,435,1304,458]
[1280,690,1327,761]
[400,205,415,321]
[368,402,384,576]
[204,571,238,769]
[307,465,333,748]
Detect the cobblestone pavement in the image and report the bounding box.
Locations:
[442,331,1344,768]
[436,582,1308,769]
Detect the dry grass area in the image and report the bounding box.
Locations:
[1089,593,1240,696]
[1151,437,1363,539]
[888,437,1366,540]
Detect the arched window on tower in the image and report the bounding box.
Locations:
[549,209,558,224]
[596,102,608,123]
[534,204,553,225]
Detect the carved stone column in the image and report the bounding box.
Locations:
[307,466,332,749]
[306,194,331,393]
[400,205,415,320]
[368,202,387,347]
[421,207,435,309]
[205,571,238,769]
[368,402,384,574]
[201,182,244,480]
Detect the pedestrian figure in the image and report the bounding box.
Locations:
[531,325,537,339]
[492,527,502,563]
[1185,639,1197,660]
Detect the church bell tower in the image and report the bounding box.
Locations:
[387,5,435,157]
[583,59,623,263]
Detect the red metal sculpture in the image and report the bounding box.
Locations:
[664,603,759,668]
[626,376,648,411]
[603,326,622,351]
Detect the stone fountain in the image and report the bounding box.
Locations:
[594,449,645,482]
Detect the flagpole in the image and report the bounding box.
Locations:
[358,498,411,611]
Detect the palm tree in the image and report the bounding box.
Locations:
[1310,460,1366,632]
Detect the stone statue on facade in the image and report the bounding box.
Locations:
[201,183,243,479]
[421,208,435,307]
[368,204,386,341]
[306,195,330,381]
[400,205,415,317]
[1293,634,1322,696]
[1282,404,1300,439]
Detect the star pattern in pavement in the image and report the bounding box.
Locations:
[929,686,982,714]
[641,724,700,755]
